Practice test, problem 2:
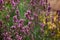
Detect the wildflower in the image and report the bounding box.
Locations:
[16,34,22,40]
[11,0,16,7]
[25,13,31,20]
[27,10,31,14]
[25,11,34,21]
[18,23,23,28]
[28,21,32,27]
[11,25,16,29]
[0,0,4,4]
[20,25,30,35]
[11,0,20,7]
[2,32,12,40]
[30,0,36,6]
[39,0,46,6]
[15,8,20,17]
[5,15,10,21]
[0,0,4,10]
[6,37,12,40]
[13,15,18,23]
[47,4,51,12]
[40,23,45,28]
[18,19,25,24]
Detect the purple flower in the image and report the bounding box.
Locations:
[25,13,31,19]
[3,37,12,40]
[11,25,16,29]
[2,32,9,37]
[39,0,46,6]
[16,34,22,40]
[18,23,23,28]
[11,0,16,7]
[11,0,20,7]
[40,23,45,28]
[27,10,31,15]
[25,12,34,20]
[25,13,28,17]
[28,21,32,27]
[6,37,12,40]
[0,0,4,11]
[13,15,18,23]
[15,8,20,17]
[2,32,12,40]
[47,4,51,12]
[30,0,35,6]
[21,26,30,34]
[20,27,26,33]
[0,0,4,4]
[18,19,25,24]
[25,10,31,15]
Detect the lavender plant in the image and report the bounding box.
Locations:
[0,0,60,40]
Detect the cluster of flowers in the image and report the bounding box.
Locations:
[0,0,60,40]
